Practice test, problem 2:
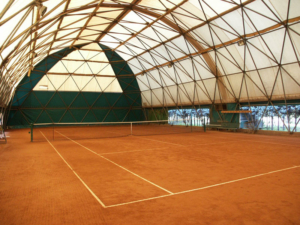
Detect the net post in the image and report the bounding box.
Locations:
[130,122,132,135]
[204,118,206,132]
[191,117,192,132]
[30,123,33,142]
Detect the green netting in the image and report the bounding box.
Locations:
[70,94,89,108]
[111,95,128,107]
[11,47,76,107]
[36,111,52,123]
[34,91,55,106]
[82,110,98,122]
[92,109,111,121]
[22,109,42,123]
[22,93,42,108]
[81,92,100,106]
[70,109,89,122]
[210,103,240,124]
[60,110,76,123]
[147,109,168,121]
[47,93,67,108]
[92,94,120,108]
[225,103,239,123]
[46,109,67,123]
[59,92,79,106]
[8,110,29,126]
[127,109,146,121]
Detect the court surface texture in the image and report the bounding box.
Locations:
[0,129,300,225]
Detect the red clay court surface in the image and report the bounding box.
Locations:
[0,129,300,224]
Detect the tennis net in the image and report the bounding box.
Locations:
[31,119,204,142]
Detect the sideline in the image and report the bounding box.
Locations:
[40,131,107,208]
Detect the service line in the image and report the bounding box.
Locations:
[100,147,169,155]
[40,131,107,208]
[132,135,186,147]
[185,140,241,147]
[56,131,173,195]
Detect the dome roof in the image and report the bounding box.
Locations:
[1,0,300,107]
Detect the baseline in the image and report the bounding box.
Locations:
[106,165,300,208]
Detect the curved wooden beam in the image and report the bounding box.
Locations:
[96,1,259,100]
[117,2,229,99]
[1,0,257,104]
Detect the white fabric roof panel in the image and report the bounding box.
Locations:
[1,0,300,107]
[34,74,123,93]
[33,44,123,93]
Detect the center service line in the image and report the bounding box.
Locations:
[56,131,173,195]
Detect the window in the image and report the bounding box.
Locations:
[240,105,300,132]
[168,108,210,126]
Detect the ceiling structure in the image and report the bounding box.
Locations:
[0,0,300,109]
[33,43,123,93]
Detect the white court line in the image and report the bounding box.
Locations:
[132,135,185,147]
[40,131,107,208]
[106,165,300,208]
[105,194,172,208]
[133,138,238,148]
[56,131,173,195]
[100,147,169,155]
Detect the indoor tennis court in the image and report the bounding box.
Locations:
[1,128,299,224]
[1,0,300,224]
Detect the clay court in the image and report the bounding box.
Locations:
[1,0,300,224]
[1,128,299,225]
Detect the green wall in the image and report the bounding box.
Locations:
[7,44,144,128]
[210,103,240,124]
